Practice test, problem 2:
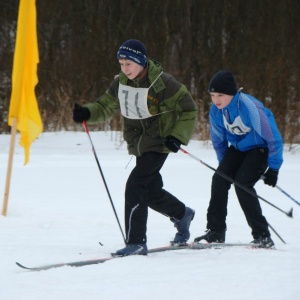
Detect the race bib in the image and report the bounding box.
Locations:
[223,115,251,135]
[118,84,152,119]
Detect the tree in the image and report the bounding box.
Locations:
[1,0,299,144]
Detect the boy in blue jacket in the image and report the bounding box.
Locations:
[195,70,283,248]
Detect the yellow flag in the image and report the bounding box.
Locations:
[8,0,43,165]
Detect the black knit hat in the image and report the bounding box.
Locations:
[117,39,148,68]
[208,70,237,95]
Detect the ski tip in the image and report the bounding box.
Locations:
[16,262,31,270]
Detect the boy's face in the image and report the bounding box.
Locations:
[210,92,233,109]
[119,59,144,80]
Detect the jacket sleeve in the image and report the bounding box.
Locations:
[84,78,120,124]
[252,107,283,170]
[164,79,198,145]
[210,107,228,163]
[239,95,283,170]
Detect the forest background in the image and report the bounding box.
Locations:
[0,0,299,146]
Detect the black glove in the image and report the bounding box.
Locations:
[165,135,182,153]
[263,168,279,187]
[73,103,90,123]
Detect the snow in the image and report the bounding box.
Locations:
[1,131,299,300]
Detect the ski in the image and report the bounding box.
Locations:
[190,242,255,249]
[15,242,257,271]
[16,256,113,271]
[15,245,191,271]
[111,243,191,258]
[111,242,256,257]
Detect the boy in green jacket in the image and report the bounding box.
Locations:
[73,39,198,256]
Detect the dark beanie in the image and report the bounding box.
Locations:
[116,39,148,68]
[208,70,237,95]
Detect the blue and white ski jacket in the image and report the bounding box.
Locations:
[209,92,283,170]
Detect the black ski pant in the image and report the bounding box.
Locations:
[207,146,271,239]
[125,152,185,244]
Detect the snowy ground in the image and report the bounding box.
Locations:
[1,131,299,300]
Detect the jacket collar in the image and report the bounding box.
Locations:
[118,59,166,93]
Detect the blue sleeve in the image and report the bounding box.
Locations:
[263,109,284,170]
[240,94,283,170]
[210,107,228,163]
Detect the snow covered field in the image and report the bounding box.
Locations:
[1,131,299,300]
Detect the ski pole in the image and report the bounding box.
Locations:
[179,148,293,218]
[82,121,126,244]
[260,176,300,206]
[275,185,300,206]
[267,222,286,244]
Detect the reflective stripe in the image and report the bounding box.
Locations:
[126,204,139,243]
